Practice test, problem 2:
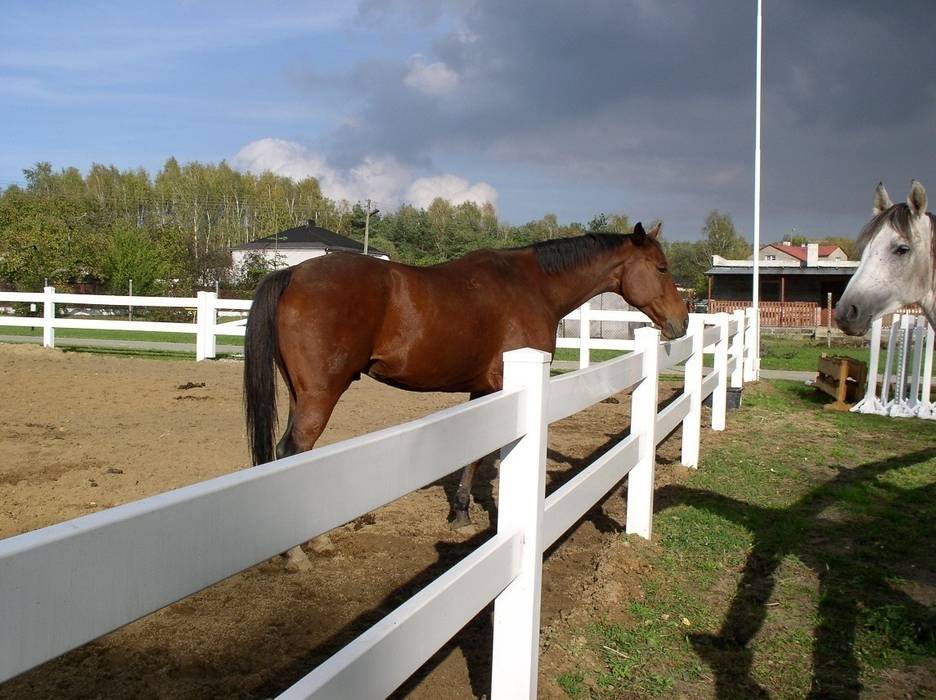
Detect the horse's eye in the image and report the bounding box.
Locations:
[657,265,668,273]
[894,244,911,256]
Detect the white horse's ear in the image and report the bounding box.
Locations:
[874,182,893,214]
[908,180,928,217]
[647,221,662,240]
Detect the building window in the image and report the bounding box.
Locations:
[765,254,776,261]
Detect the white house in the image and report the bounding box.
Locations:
[230,221,389,271]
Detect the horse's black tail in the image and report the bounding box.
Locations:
[244,267,293,466]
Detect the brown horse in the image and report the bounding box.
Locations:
[244,222,687,560]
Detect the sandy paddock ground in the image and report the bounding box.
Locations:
[0,343,698,699]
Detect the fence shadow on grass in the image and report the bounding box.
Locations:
[656,447,936,699]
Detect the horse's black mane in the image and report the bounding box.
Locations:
[530,233,631,275]
[857,203,936,271]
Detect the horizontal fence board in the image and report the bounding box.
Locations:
[52,293,198,308]
[701,370,719,399]
[726,356,738,375]
[0,292,45,303]
[281,531,522,699]
[52,319,195,333]
[556,337,635,351]
[216,300,252,311]
[0,388,525,682]
[0,316,42,326]
[547,354,643,423]
[542,435,639,548]
[562,309,651,323]
[703,325,721,346]
[658,335,693,370]
[654,393,691,444]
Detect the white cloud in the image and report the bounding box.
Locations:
[403,54,459,96]
[406,174,498,208]
[232,138,497,210]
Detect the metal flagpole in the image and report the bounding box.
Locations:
[752,0,763,379]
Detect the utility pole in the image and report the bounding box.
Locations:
[364,199,371,256]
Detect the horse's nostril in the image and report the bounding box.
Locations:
[848,304,859,321]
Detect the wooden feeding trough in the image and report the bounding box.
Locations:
[814,354,868,411]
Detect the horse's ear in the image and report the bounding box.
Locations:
[647,221,662,240]
[631,221,647,245]
[874,182,893,214]
[908,180,928,217]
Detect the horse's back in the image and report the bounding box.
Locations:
[276,249,553,394]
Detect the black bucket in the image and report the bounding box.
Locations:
[703,387,743,410]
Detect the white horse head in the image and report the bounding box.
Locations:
[835,181,936,334]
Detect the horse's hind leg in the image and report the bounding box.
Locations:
[277,383,350,569]
[452,450,499,530]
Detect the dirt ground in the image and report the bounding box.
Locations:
[0,344,700,699]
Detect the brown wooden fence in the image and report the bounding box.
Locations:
[709,300,924,328]
[709,300,817,327]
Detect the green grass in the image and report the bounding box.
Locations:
[554,380,936,698]
[760,336,869,371]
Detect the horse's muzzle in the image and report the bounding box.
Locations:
[662,317,688,340]
[834,303,871,336]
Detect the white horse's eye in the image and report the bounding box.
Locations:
[894,244,911,256]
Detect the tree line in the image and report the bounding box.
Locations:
[0,158,852,298]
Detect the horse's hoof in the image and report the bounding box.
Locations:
[283,546,314,572]
[310,534,336,555]
[450,513,472,530]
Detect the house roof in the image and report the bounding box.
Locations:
[762,243,842,262]
[706,266,856,277]
[232,221,386,256]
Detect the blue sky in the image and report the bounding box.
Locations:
[2,1,935,242]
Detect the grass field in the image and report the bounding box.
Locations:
[555,380,935,697]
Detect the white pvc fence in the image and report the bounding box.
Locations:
[0,307,752,697]
[0,288,248,360]
[851,313,935,419]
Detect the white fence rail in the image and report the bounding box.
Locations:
[0,301,752,697]
[0,288,250,360]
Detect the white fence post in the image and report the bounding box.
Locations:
[625,326,660,539]
[743,307,756,382]
[490,348,550,700]
[196,291,217,361]
[712,313,729,431]
[42,286,55,348]
[921,324,935,417]
[680,317,705,469]
[730,309,745,389]
[578,300,591,369]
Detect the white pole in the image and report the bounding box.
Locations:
[730,309,745,389]
[364,199,371,256]
[712,313,730,431]
[680,316,705,469]
[578,301,591,369]
[852,317,883,414]
[752,0,763,379]
[42,286,55,348]
[625,326,660,539]
[490,348,550,699]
